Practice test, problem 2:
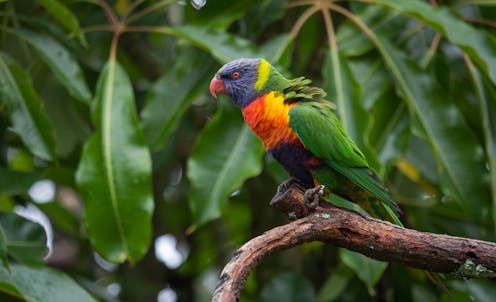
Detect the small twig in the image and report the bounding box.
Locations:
[212,181,496,302]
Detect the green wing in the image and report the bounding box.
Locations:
[288,101,400,215]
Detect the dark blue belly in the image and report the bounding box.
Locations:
[268,141,316,186]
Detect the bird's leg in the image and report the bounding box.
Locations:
[304,185,326,209]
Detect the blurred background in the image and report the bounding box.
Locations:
[0,0,495,301]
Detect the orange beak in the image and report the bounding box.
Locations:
[209,77,226,98]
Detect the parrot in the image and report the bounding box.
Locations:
[209,58,401,224]
[209,58,448,292]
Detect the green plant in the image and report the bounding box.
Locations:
[0,0,495,300]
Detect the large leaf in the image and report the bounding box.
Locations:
[187,100,264,226]
[260,272,316,302]
[37,201,80,237]
[466,61,496,232]
[0,53,57,161]
[0,212,47,265]
[0,264,96,302]
[0,224,7,269]
[323,52,367,148]
[0,169,42,195]
[35,0,86,46]
[340,249,387,296]
[371,0,496,86]
[317,263,354,302]
[15,29,92,103]
[323,51,378,167]
[166,25,261,63]
[373,35,491,216]
[336,5,403,58]
[348,57,392,110]
[369,97,410,176]
[76,60,153,264]
[141,51,215,150]
[186,0,263,29]
[347,57,410,173]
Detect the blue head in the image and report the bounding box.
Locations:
[210,58,265,108]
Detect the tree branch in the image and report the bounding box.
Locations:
[211,179,496,302]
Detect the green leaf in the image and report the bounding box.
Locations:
[15,29,92,103]
[323,52,365,146]
[448,279,496,302]
[76,60,154,264]
[0,212,47,266]
[0,53,57,161]
[260,272,316,302]
[471,0,496,5]
[186,0,263,29]
[0,282,23,301]
[35,0,87,46]
[38,70,92,158]
[0,264,96,302]
[0,224,8,269]
[336,5,400,57]
[317,263,354,302]
[141,51,215,150]
[37,202,80,237]
[187,100,264,226]
[166,25,261,63]
[0,169,42,195]
[465,61,496,232]
[371,0,496,85]
[340,249,387,296]
[373,35,491,216]
[368,94,410,174]
[323,51,378,168]
[348,57,392,110]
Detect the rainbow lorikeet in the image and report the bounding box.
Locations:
[209,58,401,224]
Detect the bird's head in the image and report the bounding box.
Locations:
[210,58,288,108]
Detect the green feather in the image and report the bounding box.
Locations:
[288,101,401,220]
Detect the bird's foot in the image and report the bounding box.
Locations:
[304,185,325,210]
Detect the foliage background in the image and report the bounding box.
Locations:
[0,0,495,301]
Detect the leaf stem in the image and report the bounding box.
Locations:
[326,3,380,45]
[81,24,114,33]
[123,25,175,34]
[287,0,315,8]
[464,16,496,29]
[420,32,441,68]
[320,3,349,129]
[122,0,146,18]
[109,28,121,62]
[98,0,118,27]
[273,5,319,62]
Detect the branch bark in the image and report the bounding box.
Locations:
[211,179,496,302]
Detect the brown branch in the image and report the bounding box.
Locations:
[211,179,496,302]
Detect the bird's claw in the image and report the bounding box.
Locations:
[304,185,325,210]
[270,178,307,206]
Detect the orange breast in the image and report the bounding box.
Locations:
[241,92,299,150]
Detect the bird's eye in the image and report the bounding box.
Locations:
[232,72,240,79]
